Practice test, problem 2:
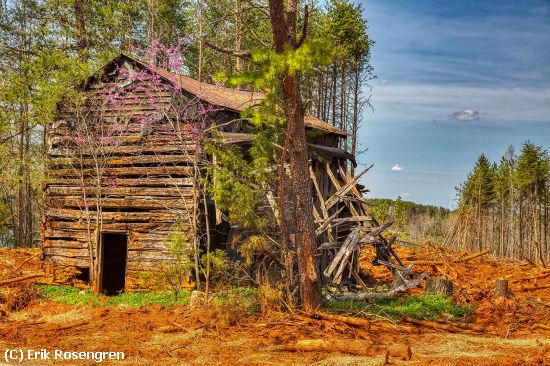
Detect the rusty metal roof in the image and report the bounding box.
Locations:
[116,53,348,137]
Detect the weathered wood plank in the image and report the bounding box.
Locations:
[46,177,194,188]
[50,154,195,168]
[45,208,184,223]
[126,258,177,271]
[49,144,197,157]
[49,166,194,178]
[47,220,176,233]
[44,255,88,267]
[43,247,89,257]
[46,186,194,198]
[128,241,170,251]
[43,229,88,240]
[49,133,194,147]
[43,237,88,247]
[325,165,371,210]
[47,196,193,210]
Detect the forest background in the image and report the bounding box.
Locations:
[0,0,548,265]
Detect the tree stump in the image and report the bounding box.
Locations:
[494,279,509,298]
[425,276,453,296]
[189,290,205,309]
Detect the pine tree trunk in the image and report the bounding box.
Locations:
[17,109,26,247]
[351,62,360,176]
[331,63,337,126]
[339,62,346,134]
[268,0,321,310]
[234,0,242,72]
[73,0,88,62]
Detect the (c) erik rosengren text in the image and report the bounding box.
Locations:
[4,349,125,363]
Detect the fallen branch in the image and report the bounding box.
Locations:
[402,316,473,334]
[413,260,444,266]
[281,339,411,360]
[13,254,40,273]
[510,272,550,283]
[169,320,185,329]
[19,321,45,327]
[333,292,402,301]
[459,249,491,263]
[308,312,371,329]
[52,320,89,332]
[530,324,550,332]
[351,268,369,291]
[523,256,539,268]
[515,284,550,292]
[0,273,46,287]
[434,319,485,332]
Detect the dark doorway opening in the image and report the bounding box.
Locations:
[100,232,128,295]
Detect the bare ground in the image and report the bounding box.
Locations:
[0,246,549,365]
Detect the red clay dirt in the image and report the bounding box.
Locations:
[0,246,549,365]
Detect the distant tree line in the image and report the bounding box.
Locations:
[368,197,451,244]
[445,142,549,264]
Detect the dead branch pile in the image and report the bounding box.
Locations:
[0,283,37,311]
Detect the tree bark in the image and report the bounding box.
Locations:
[73,0,88,62]
[494,278,508,298]
[268,0,321,310]
[425,276,453,296]
[351,62,360,175]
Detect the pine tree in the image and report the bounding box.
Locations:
[448,143,549,263]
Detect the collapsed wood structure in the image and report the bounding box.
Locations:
[310,163,421,293]
[42,53,368,293]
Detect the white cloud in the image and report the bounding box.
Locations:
[369,82,550,125]
[391,164,403,171]
[450,109,480,121]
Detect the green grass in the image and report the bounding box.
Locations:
[325,294,473,321]
[39,285,469,321]
[37,284,190,307]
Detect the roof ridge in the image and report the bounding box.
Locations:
[109,53,347,137]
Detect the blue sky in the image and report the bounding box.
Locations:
[356,0,550,208]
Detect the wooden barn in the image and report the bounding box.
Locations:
[41,53,358,294]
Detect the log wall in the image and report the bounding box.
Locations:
[42,60,197,290]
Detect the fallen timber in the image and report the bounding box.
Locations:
[281,339,412,360]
